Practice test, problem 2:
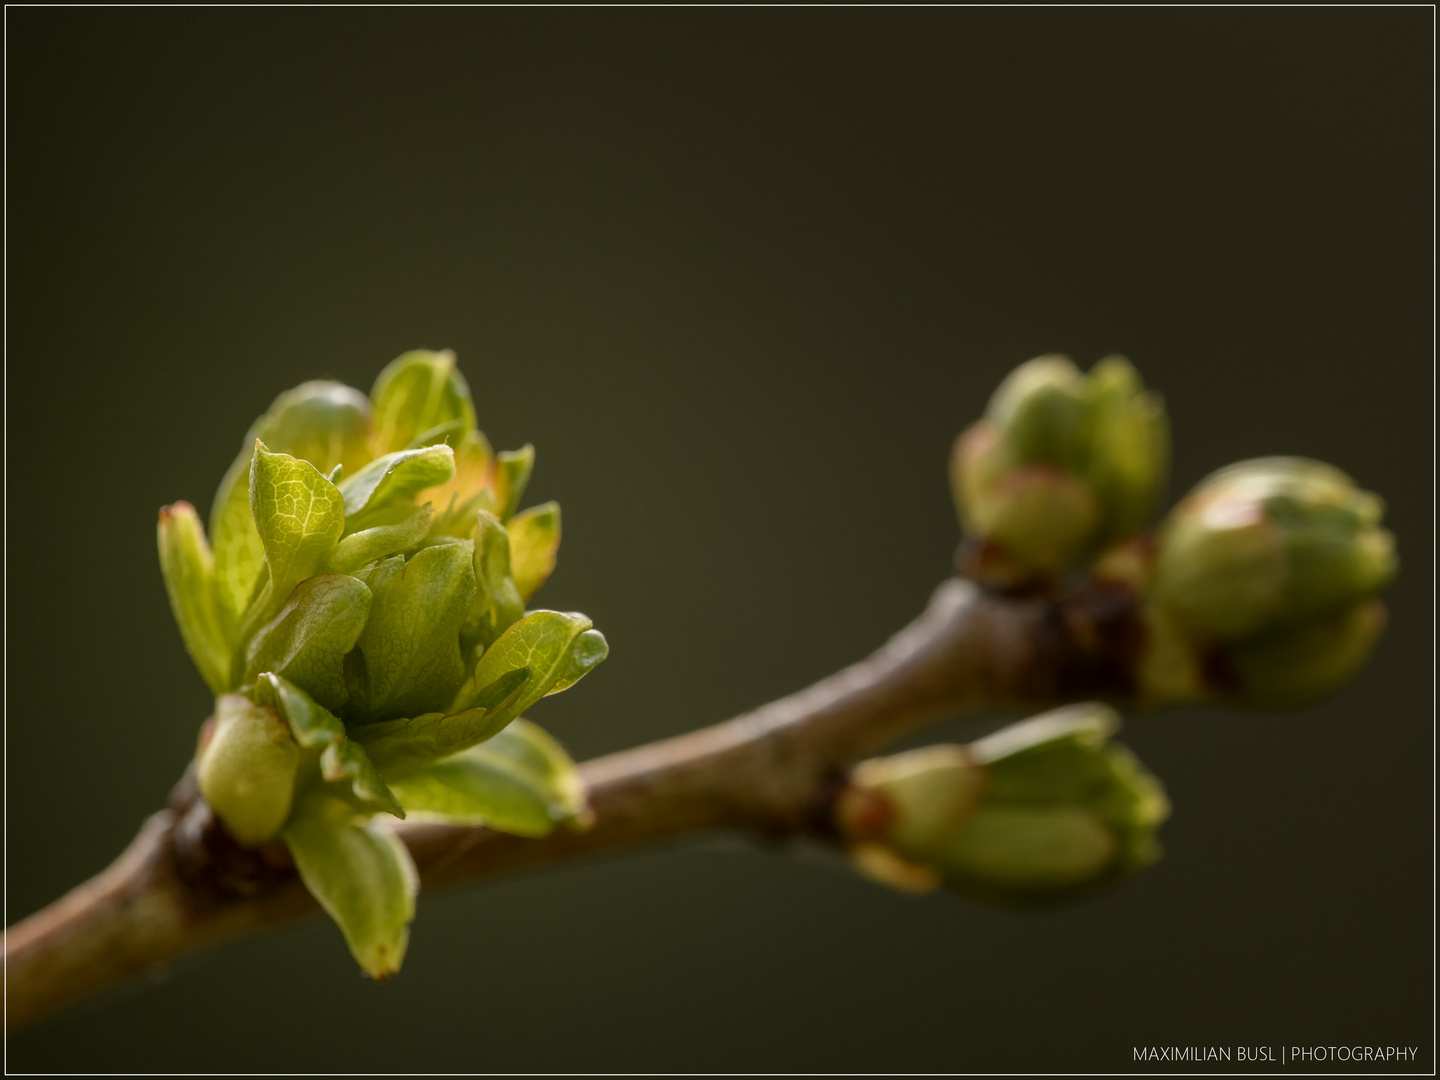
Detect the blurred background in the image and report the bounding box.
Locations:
[7,8,1431,1073]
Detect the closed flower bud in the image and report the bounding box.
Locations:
[1145,457,1396,706]
[197,694,301,846]
[952,355,1168,586]
[839,705,1169,905]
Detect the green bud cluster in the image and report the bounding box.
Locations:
[951,355,1169,587]
[1136,457,1397,706]
[158,350,603,977]
[837,705,1169,905]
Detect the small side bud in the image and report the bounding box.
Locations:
[197,694,301,846]
[952,355,1168,586]
[838,705,1169,906]
[1145,457,1396,705]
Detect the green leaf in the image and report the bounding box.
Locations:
[491,445,534,522]
[157,502,232,694]
[449,610,602,726]
[349,543,476,722]
[243,575,372,712]
[197,694,300,846]
[249,442,346,616]
[546,629,610,697]
[338,445,456,531]
[253,672,346,749]
[321,739,406,818]
[209,382,373,628]
[325,505,434,574]
[353,668,531,775]
[462,509,525,651]
[369,349,476,456]
[507,502,561,602]
[424,430,496,537]
[283,795,417,979]
[388,719,587,835]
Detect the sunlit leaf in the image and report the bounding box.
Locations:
[249,442,346,620]
[338,445,455,535]
[461,509,525,651]
[449,610,603,730]
[283,794,417,979]
[491,445,534,522]
[326,505,434,574]
[388,719,587,835]
[369,349,476,456]
[157,502,232,694]
[507,501,561,602]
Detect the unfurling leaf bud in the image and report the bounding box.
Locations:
[838,705,1169,905]
[952,355,1168,586]
[1143,457,1396,705]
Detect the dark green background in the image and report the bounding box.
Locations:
[7,8,1432,1073]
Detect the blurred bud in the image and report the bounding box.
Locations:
[838,705,1169,905]
[1145,457,1396,705]
[952,355,1168,586]
[258,380,374,478]
[197,694,301,846]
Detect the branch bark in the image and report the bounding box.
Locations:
[4,576,1139,1032]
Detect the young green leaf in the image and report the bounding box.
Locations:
[462,509,525,651]
[243,575,372,712]
[249,442,346,615]
[338,445,456,532]
[369,349,477,456]
[423,430,496,537]
[491,445,534,522]
[325,505,434,574]
[253,672,346,748]
[321,739,406,819]
[157,502,232,695]
[197,694,300,846]
[209,382,373,627]
[545,629,610,697]
[353,668,530,774]
[349,543,476,722]
[449,610,603,728]
[387,719,587,835]
[283,795,418,979]
[507,501,561,602]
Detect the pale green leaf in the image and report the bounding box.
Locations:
[348,543,476,722]
[546,629,610,697]
[338,445,455,531]
[491,445,534,522]
[388,719,587,835]
[253,672,346,749]
[507,501,561,602]
[243,575,372,712]
[462,509,524,651]
[325,505,434,574]
[209,382,372,628]
[249,442,346,615]
[283,795,417,979]
[197,694,300,846]
[369,349,476,456]
[321,739,406,818]
[157,501,232,694]
[449,610,602,728]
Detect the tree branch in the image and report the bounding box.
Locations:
[4,576,1138,1032]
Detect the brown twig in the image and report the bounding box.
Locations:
[3,576,1140,1032]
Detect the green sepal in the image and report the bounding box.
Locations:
[321,739,406,819]
[253,672,346,748]
[338,445,456,532]
[197,694,300,847]
[387,719,587,835]
[450,610,604,723]
[210,383,372,628]
[491,445,534,522]
[325,505,434,573]
[369,349,476,456]
[242,574,373,713]
[282,794,418,980]
[248,442,347,622]
[354,669,530,775]
[507,501,561,602]
[462,509,525,651]
[348,543,477,722]
[157,502,232,694]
